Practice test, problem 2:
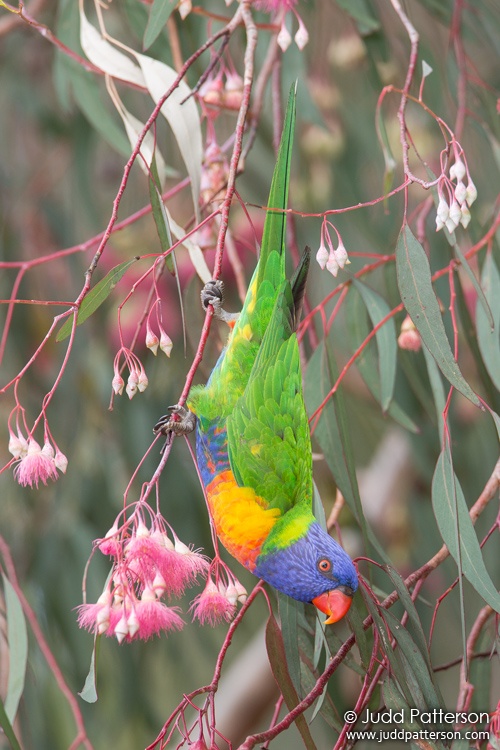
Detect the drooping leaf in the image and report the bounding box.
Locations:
[421,345,446,444]
[56,258,138,342]
[346,593,372,671]
[477,252,500,391]
[143,0,177,51]
[384,609,444,710]
[277,592,302,694]
[346,290,418,432]
[135,53,203,221]
[352,279,397,412]
[396,224,479,406]
[2,576,28,724]
[432,448,500,613]
[0,698,22,750]
[453,243,493,329]
[79,635,100,704]
[79,7,145,86]
[149,153,174,273]
[265,613,317,750]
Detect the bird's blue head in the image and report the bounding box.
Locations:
[255,522,358,623]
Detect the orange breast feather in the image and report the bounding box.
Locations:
[205,470,280,571]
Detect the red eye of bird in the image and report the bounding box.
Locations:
[317,558,332,573]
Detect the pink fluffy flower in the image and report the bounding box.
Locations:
[13,438,59,489]
[78,589,183,642]
[190,579,236,627]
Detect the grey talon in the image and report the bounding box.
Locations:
[200,279,239,324]
[153,405,196,436]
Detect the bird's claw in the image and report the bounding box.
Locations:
[201,279,224,315]
[201,279,239,324]
[154,405,196,436]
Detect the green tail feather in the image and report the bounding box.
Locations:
[189,86,297,422]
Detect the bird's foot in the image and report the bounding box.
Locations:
[201,279,239,325]
[154,405,196,437]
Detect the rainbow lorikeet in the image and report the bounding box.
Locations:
[158,91,358,623]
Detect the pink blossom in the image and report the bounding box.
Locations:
[78,591,183,642]
[190,579,236,626]
[14,438,59,488]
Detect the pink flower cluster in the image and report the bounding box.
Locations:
[397,314,421,352]
[78,511,248,642]
[435,146,477,233]
[190,563,247,627]
[316,220,350,278]
[9,415,68,489]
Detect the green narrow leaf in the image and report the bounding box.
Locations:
[149,153,174,274]
[383,567,433,673]
[79,635,100,703]
[265,613,317,750]
[277,593,302,694]
[0,699,22,750]
[346,291,419,432]
[432,448,500,613]
[56,258,139,342]
[346,593,372,671]
[360,587,413,706]
[143,0,177,50]
[477,252,500,391]
[453,243,493,329]
[2,576,28,724]
[352,279,397,412]
[383,679,447,748]
[422,345,446,444]
[396,224,479,406]
[384,609,444,710]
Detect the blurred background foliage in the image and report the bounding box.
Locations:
[0,0,499,748]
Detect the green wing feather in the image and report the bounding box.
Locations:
[227,252,312,515]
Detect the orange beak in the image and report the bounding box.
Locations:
[312,585,354,624]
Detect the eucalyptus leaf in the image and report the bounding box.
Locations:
[143,0,177,50]
[477,252,500,391]
[396,225,479,406]
[56,258,139,342]
[2,575,28,724]
[432,448,500,613]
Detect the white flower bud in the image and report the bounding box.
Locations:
[160,330,173,357]
[135,520,150,538]
[277,24,292,52]
[225,583,238,606]
[326,251,340,277]
[141,586,157,603]
[146,326,159,356]
[294,21,309,51]
[127,611,140,638]
[436,197,449,222]
[126,372,138,399]
[112,374,124,396]
[178,0,191,20]
[448,200,462,227]
[9,433,28,459]
[454,181,467,204]
[460,203,471,228]
[450,158,466,182]
[114,612,129,643]
[445,218,457,234]
[316,242,329,270]
[335,242,349,269]
[465,180,477,206]
[435,216,444,232]
[137,371,148,393]
[54,450,68,473]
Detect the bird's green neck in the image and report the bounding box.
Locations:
[259,502,314,556]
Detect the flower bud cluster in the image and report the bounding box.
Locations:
[112,347,149,399]
[435,149,477,233]
[316,221,350,278]
[199,71,244,115]
[200,140,230,206]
